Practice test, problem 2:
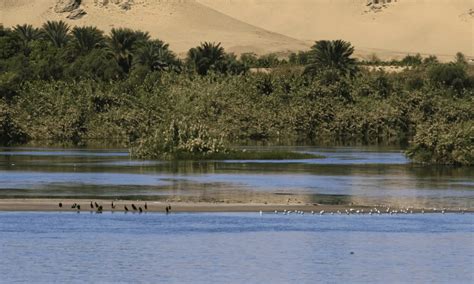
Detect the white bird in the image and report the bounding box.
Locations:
[259,211,263,216]
[319,210,325,215]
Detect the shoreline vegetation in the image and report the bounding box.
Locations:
[0,22,473,165]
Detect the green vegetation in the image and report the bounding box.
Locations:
[304,40,358,77]
[130,120,321,160]
[0,22,473,164]
[406,121,473,166]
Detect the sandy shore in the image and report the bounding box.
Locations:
[0,199,470,214]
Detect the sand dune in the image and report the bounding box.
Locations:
[1,0,472,60]
[0,0,308,56]
[197,0,473,61]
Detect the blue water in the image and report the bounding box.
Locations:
[0,146,473,208]
[0,212,472,283]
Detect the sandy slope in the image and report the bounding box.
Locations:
[197,0,473,61]
[1,0,472,60]
[0,0,308,56]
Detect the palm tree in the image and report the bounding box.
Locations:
[304,40,358,77]
[107,28,150,73]
[13,24,42,43]
[134,40,178,72]
[187,42,225,75]
[70,26,105,55]
[41,20,70,48]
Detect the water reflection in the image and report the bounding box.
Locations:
[0,147,472,208]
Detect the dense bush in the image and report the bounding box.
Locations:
[8,70,472,163]
[0,99,27,145]
[427,63,469,91]
[406,121,473,166]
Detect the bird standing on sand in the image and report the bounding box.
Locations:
[90,202,94,209]
[124,205,129,212]
[139,207,143,213]
[144,202,148,210]
[95,202,99,208]
[165,206,169,214]
[132,204,137,211]
[58,202,63,208]
[77,205,81,211]
[111,202,116,209]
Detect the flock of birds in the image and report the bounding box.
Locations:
[58,202,468,215]
[260,206,468,216]
[58,201,172,214]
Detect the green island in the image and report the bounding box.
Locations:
[0,22,472,164]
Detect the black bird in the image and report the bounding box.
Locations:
[94,202,99,208]
[139,207,143,213]
[58,202,63,208]
[77,204,81,210]
[165,206,169,214]
[97,205,103,213]
[131,204,137,211]
[168,204,172,211]
[71,203,76,209]
[111,202,116,209]
[124,205,129,212]
[90,202,94,209]
[144,202,148,210]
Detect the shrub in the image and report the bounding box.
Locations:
[0,99,27,145]
[406,121,473,166]
[131,121,228,159]
[427,63,468,90]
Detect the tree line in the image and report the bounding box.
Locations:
[0,22,473,165]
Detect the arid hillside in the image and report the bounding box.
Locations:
[198,0,473,61]
[1,0,472,60]
[0,0,308,56]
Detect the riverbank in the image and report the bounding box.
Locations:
[0,199,471,214]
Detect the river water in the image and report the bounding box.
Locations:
[0,212,472,283]
[0,146,472,208]
[0,146,473,283]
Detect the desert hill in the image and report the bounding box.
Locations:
[197,0,473,61]
[1,0,472,60]
[0,0,308,56]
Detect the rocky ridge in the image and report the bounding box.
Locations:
[364,0,397,14]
